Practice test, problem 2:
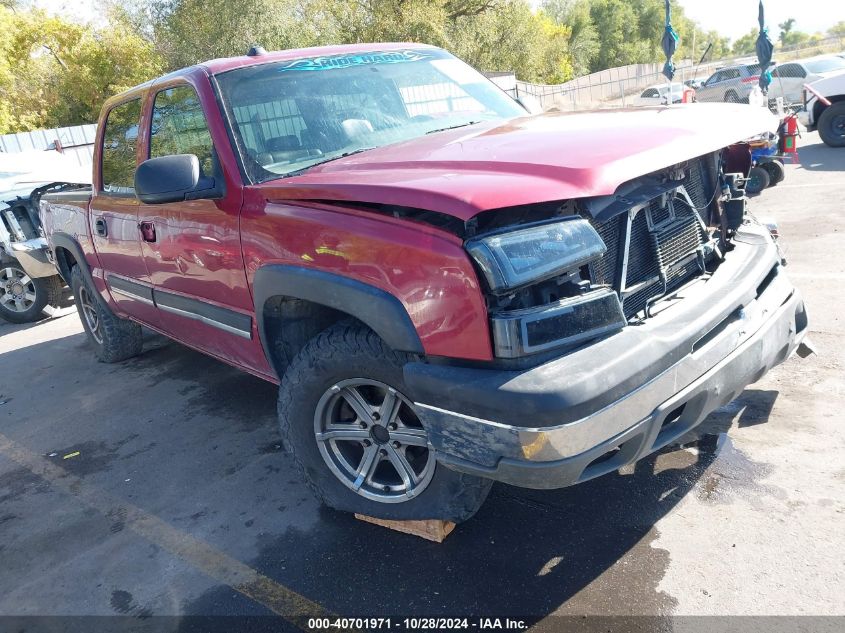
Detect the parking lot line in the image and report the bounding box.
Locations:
[0,431,334,625]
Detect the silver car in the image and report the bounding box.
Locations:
[696,62,766,103]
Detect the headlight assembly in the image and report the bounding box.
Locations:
[465,217,607,294]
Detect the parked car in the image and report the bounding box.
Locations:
[696,62,768,103]
[0,152,88,323]
[41,44,810,523]
[684,78,705,91]
[798,69,845,146]
[769,56,845,104]
[634,83,685,106]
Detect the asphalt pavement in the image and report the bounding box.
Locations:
[0,132,842,631]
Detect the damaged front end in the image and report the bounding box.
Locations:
[0,184,63,279]
[464,145,801,363]
[404,144,811,488]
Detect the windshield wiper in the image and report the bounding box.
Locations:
[287,147,376,176]
[425,121,483,135]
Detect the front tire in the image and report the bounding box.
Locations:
[761,159,785,185]
[818,102,845,147]
[278,323,492,523]
[0,262,63,324]
[70,266,142,363]
[746,166,771,194]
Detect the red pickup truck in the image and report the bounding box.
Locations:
[41,43,811,522]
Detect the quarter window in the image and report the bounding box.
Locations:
[150,86,217,178]
[101,99,142,194]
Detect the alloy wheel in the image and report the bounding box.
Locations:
[0,266,36,313]
[313,378,435,503]
[78,285,103,344]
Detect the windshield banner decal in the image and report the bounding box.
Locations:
[275,49,434,72]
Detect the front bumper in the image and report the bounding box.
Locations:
[797,107,813,130]
[8,238,57,278]
[404,224,808,489]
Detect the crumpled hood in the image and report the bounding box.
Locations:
[256,103,777,222]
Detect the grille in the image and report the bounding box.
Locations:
[589,215,622,286]
[685,155,716,211]
[587,169,709,319]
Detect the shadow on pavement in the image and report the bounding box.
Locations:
[796,141,845,172]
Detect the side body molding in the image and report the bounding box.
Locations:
[252,264,425,361]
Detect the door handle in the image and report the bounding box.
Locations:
[139,221,156,243]
[94,217,108,237]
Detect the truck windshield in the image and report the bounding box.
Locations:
[214,48,525,183]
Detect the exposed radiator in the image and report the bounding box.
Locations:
[587,157,712,319]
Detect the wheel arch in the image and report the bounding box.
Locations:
[253,265,424,380]
[50,233,90,287]
[813,94,845,127]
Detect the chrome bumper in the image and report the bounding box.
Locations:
[409,225,808,489]
[9,238,57,278]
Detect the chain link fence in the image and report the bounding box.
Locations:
[506,36,845,112]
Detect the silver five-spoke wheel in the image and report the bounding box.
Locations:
[0,266,36,313]
[314,378,435,503]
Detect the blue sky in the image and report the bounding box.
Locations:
[29,0,845,42]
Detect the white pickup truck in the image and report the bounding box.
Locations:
[799,70,845,147]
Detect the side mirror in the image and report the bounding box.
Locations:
[135,154,221,205]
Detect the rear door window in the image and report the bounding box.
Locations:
[101,98,142,194]
[149,85,218,178]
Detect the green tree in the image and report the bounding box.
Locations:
[732,27,759,56]
[148,0,322,69]
[830,21,845,38]
[778,18,796,46]
[541,0,598,76]
[449,0,572,82]
[706,31,730,60]
[0,6,164,133]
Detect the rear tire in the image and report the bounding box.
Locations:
[746,166,771,194]
[278,322,492,523]
[0,262,63,324]
[70,266,142,363]
[818,102,845,147]
[724,90,740,103]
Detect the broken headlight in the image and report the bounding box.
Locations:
[467,217,625,359]
[465,217,607,293]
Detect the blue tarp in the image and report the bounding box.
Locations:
[661,0,679,81]
[756,1,775,94]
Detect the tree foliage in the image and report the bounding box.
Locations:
[540,0,728,73]
[0,5,163,134]
[731,28,759,56]
[0,0,748,134]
